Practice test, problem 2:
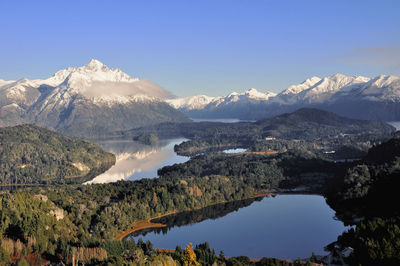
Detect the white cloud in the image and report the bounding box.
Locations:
[83,79,175,100]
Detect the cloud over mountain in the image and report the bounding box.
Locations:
[0,60,189,137]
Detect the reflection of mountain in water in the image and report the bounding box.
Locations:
[131,197,265,238]
[87,138,187,184]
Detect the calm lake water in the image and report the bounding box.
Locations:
[87,138,188,183]
[223,148,247,154]
[130,194,349,259]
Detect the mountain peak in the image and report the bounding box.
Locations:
[244,88,276,99]
[329,73,348,80]
[85,59,107,70]
[281,76,322,96]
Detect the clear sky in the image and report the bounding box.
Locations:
[1,0,400,97]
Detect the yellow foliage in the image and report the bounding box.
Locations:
[182,243,200,266]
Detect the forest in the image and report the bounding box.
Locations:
[0,110,398,264]
[0,136,398,264]
[0,151,326,265]
[0,124,115,185]
[324,136,400,265]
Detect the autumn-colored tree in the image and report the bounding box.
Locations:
[182,243,200,266]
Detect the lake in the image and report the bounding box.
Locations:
[223,148,247,154]
[87,138,188,183]
[89,137,349,260]
[130,194,349,260]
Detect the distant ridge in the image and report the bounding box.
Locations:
[168,74,400,121]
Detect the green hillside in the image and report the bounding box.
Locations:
[0,124,115,185]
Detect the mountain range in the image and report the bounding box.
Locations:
[0,60,189,137]
[167,73,400,121]
[2,61,399,138]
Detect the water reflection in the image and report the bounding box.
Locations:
[130,197,264,237]
[130,195,350,259]
[87,138,188,184]
[223,148,247,154]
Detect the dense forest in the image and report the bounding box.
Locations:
[0,124,115,185]
[324,136,400,265]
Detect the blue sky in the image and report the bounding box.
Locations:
[1,0,400,96]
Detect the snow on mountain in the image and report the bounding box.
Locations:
[169,88,276,111]
[43,59,137,87]
[0,59,189,136]
[359,75,400,102]
[0,78,43,107]
[281,76,321,96]
[40,59,174,104]
[0,59,174,108]
[244,88,277,100]
[168,73,400,121]
[0,79,15,87]
[212,88,276,107]
[166,95,215,110]
[276,74,371,104]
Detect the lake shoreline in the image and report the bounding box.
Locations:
[115,211,177,241]
[116,192,275,241]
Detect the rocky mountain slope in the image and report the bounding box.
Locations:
[0,60,190,137]
[169,74,400,121]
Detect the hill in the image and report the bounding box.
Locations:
[0,124,115,185]
[126,108,395,140]
[255,108,395,139]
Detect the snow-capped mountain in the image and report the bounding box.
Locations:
[275,73,371,104]
[168,88,276,111]
[0,60,189,137]
[211,88,276,107]
[280,76,322,96]
[169,74,400,121]
[358,75,400,102]
[166,95,215,110]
